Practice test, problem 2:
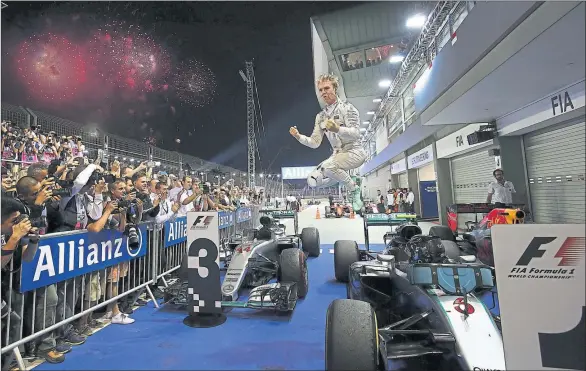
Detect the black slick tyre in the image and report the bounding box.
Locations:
[334,240,360,283]
[325,299,378,371]
[301,227,321,257]
[279,248,309,298]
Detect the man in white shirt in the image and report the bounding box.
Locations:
[487,169,516,207]
[154,182,181,224]
[386,189,395,213]
[406,188,415,213]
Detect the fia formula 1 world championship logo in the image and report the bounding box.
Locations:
[190,216,214,230]
[509,237,585,280]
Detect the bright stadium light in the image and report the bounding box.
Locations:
[390,55,405,64]
[373,98,382,103]
[378,79,392,88]
[406,14,426,29]
[367,111,376,115]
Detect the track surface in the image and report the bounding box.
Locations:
[34,206,449,370]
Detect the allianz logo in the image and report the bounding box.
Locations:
[33,237,136,281]
[167,219,187,241]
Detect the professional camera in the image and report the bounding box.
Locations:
[51,187,72,198]
[88,171,116,185]
[14,213,46,231]
[124,224,140,249]
[202,182,210,194]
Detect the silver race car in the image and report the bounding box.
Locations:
[164,209,320,312]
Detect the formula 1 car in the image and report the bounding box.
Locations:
[327,221,505,370]
[324,200,353,218]
[164,209,320,312]
[439,204,526,266]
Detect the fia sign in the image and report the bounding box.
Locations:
[390,158,407,174]
[551,91,575,116]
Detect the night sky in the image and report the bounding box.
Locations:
[1,1,361,172]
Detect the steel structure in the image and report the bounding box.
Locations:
[244,61,257,189]
[364,1,457,144]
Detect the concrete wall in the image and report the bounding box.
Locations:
[414,1,539,114]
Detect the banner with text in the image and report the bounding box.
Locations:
[20,224,148,292]
[164,216,187,248]
[236,207,252,223]
[493,224,585,371]
[218,210,235,230]
[281,166,316,180]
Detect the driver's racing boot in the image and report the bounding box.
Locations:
[347,176,363,212]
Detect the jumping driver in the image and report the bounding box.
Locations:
[289,73,366,211]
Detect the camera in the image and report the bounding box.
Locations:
[51,187,72,197]
[14,214,46,229]
[124,224,140,249]
[202,182,210,194]
[88,171,116,185]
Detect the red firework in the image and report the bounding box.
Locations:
[16,33,87,101]
[87,21,171,92]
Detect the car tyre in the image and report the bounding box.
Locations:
[279,248,308,298]
[334,240,360,283]
[325,299,378,371]
[301,227,321,257]
[429,225,456,242]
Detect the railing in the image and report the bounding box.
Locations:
[0,206,261,370]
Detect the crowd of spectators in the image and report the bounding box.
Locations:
[1,119,267,368]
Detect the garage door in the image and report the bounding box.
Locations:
[451,150,497,203]
[524,121,585,224]
[398,173,409,188]
[451,150,497,230]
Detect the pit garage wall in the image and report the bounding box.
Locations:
[414,1,540,115]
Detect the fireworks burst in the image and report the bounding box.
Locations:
[87,20,171,92]
[173,59,217,108]
[16,33,87,101]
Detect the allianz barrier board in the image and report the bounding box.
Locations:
[164,217,187,248]
[20,224,148,293]
[218,211,234,230]
[236,207,252,223]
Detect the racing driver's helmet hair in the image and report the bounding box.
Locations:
[407,235,447,264]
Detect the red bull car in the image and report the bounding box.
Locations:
[439,204,527,266]
[325,200,353,218]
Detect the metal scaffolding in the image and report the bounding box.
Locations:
[243,61,257,189]
[366,1,457,142]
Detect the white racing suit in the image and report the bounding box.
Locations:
[296,99,367,190]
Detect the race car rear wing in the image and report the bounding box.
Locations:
[259,209,299,235]
[363,213,417,251]
[363,213,417,226]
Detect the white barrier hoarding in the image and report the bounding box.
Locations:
[281,166,316,180]
[492,224,585,371]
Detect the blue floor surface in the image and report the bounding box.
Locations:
[36,243,373,370]
[36,243,499,370]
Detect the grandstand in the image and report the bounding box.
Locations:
[1,102,286,194]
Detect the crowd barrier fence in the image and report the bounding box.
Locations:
[1,205,262,370]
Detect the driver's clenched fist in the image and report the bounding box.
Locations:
[289,126,300,139]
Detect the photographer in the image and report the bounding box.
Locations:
[180,180,217,213]
[1,197,38,367]
[10,178,65,362]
